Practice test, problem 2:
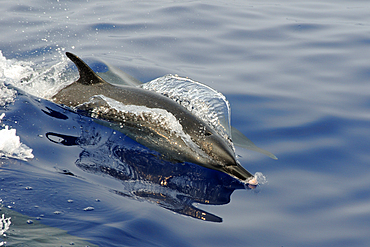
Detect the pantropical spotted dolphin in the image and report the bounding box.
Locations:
[52,52,258,184]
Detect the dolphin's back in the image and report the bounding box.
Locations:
[54,54,202,130]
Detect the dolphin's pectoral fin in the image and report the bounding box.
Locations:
[231,126,278,160]
[66,52,106,85]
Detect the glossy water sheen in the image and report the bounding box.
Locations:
[1,0,370,246]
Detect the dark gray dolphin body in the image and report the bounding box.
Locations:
[52,52,256,183]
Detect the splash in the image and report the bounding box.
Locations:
[0,51,34,86]
[0,82,16,107]
[0,49,73,99]
[243,172,268,189]
[254,172,268,185]
[0,113,34,161]
[141,74,233,148]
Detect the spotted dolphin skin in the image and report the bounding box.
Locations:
[52,52,257,184]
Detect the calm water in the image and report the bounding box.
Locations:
[1,0,370,246]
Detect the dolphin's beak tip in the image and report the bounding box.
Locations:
[246,176,258,188]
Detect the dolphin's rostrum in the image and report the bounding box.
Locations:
[52,52,258,184]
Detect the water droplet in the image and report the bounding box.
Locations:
[83,206,94,211]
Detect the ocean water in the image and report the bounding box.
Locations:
[1,0,370,246]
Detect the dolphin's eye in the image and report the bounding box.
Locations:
[204,131,212,136]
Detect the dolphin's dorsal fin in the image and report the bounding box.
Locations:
[66,52,106,85]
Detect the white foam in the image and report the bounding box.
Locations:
[0,51,34,86]
[0,114,34,161]
[0,49,72,100]
[0,82,16,107]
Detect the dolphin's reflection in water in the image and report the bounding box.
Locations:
[46,126,247,222]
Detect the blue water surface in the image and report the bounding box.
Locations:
[1,0,370,246]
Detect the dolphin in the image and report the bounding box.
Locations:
[52,52,258,184]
